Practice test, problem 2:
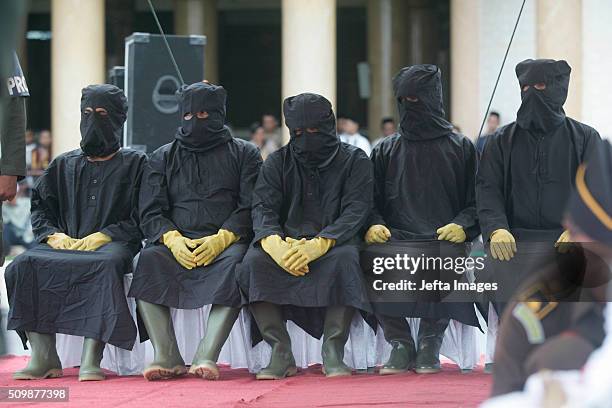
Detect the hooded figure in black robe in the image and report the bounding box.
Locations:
[362,64,480,375]
[476,59,602,313]
[491,140,612,397]
[128,82,262,381]
[4,84,146,381]
[477,59,601,249]
[237,93,373,379]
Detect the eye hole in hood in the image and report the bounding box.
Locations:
[79,84,127,157]
[283,93,339,167]
[392,64,453,141]
[515,59,571,132]
[175,81,232,152]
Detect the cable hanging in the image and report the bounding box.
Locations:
[147,0,185,86]
[475,0,527,143]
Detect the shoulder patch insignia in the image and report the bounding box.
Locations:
[517,283,559,320]
[512,303,545,344]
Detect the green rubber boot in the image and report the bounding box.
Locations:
[79,338,106,381]
[189,305,240,380]
[379,316,416,375]
[13,332,63,380]
[415,318,449,374]
[137,300,187,380]
[251,302,297,380]
[321,306,354,377]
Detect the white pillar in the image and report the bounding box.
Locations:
[367,0,393,132]
[582,0,612,139]
[174,0,218,84]
[450,0,536,139]
[51,0,105,157]
[367,0,407,134]
[537,0,582,121]
[282,0,336,144]
[450,0,481,139]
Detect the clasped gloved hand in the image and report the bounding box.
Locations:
[554,230,572,253]
[69,232,112,251]
[163,230,197,270]
[261,235,309,277]
[189,229,239,267]
[365,224,391,244]
[436,223,466,243]
[282,236,336,272]
[47,232,78,250]
[489,229,517,261]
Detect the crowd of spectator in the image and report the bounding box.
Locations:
[3,129,52,257]
[248,113,401,159]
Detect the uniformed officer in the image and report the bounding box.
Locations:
[491,141,612,397]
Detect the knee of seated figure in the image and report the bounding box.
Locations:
[329,244,354,256]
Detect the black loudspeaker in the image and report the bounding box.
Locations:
[108,66,125,90]
[124,32,206,152]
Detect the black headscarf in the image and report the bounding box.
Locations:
[392,64,453,141]
[79,84,127,157]
[284,93,339,167]
[516,59,571,133]
[566,140,612,244]
[175,82,232,152]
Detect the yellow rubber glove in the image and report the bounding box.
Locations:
[554,230,572,253]
[282,237,336,271]
[47,232,78,250]
[69,232,112,251]
[284,237,307,246]
[436,223,466,243]
[189,229,239,267]
[163,230,197,270]
[284,237,310,275]
[261,235,308,277]
[365,224,391,244]
[489,229,517,261]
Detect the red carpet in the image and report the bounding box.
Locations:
[0,356,491,407]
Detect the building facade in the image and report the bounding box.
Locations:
[20,0,612,156]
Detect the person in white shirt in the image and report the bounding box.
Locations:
[339,118,372,156]
[372,117,397,148]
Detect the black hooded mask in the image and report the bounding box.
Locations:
[79,84,126,157]
[516,59,571,133]
[392,64,453,141]
[284,93,339,167]
[175,82,232,152]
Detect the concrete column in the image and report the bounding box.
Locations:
[282,0,336,144]
[367,0,392,133]
[450,0,536,139]
[174,0,218,84]
[582,0,612,139]
[367,0,407,134]
[51,0,105,157]
[537,0,582,120]
[450,0,481,139]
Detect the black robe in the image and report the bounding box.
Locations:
[128,137,262,311]
[369,132,479,240]
[476,119,601,242]
[237,142,374,340]
[476,119,601,314]
[5,148,146,350]
[362,132,480,326]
